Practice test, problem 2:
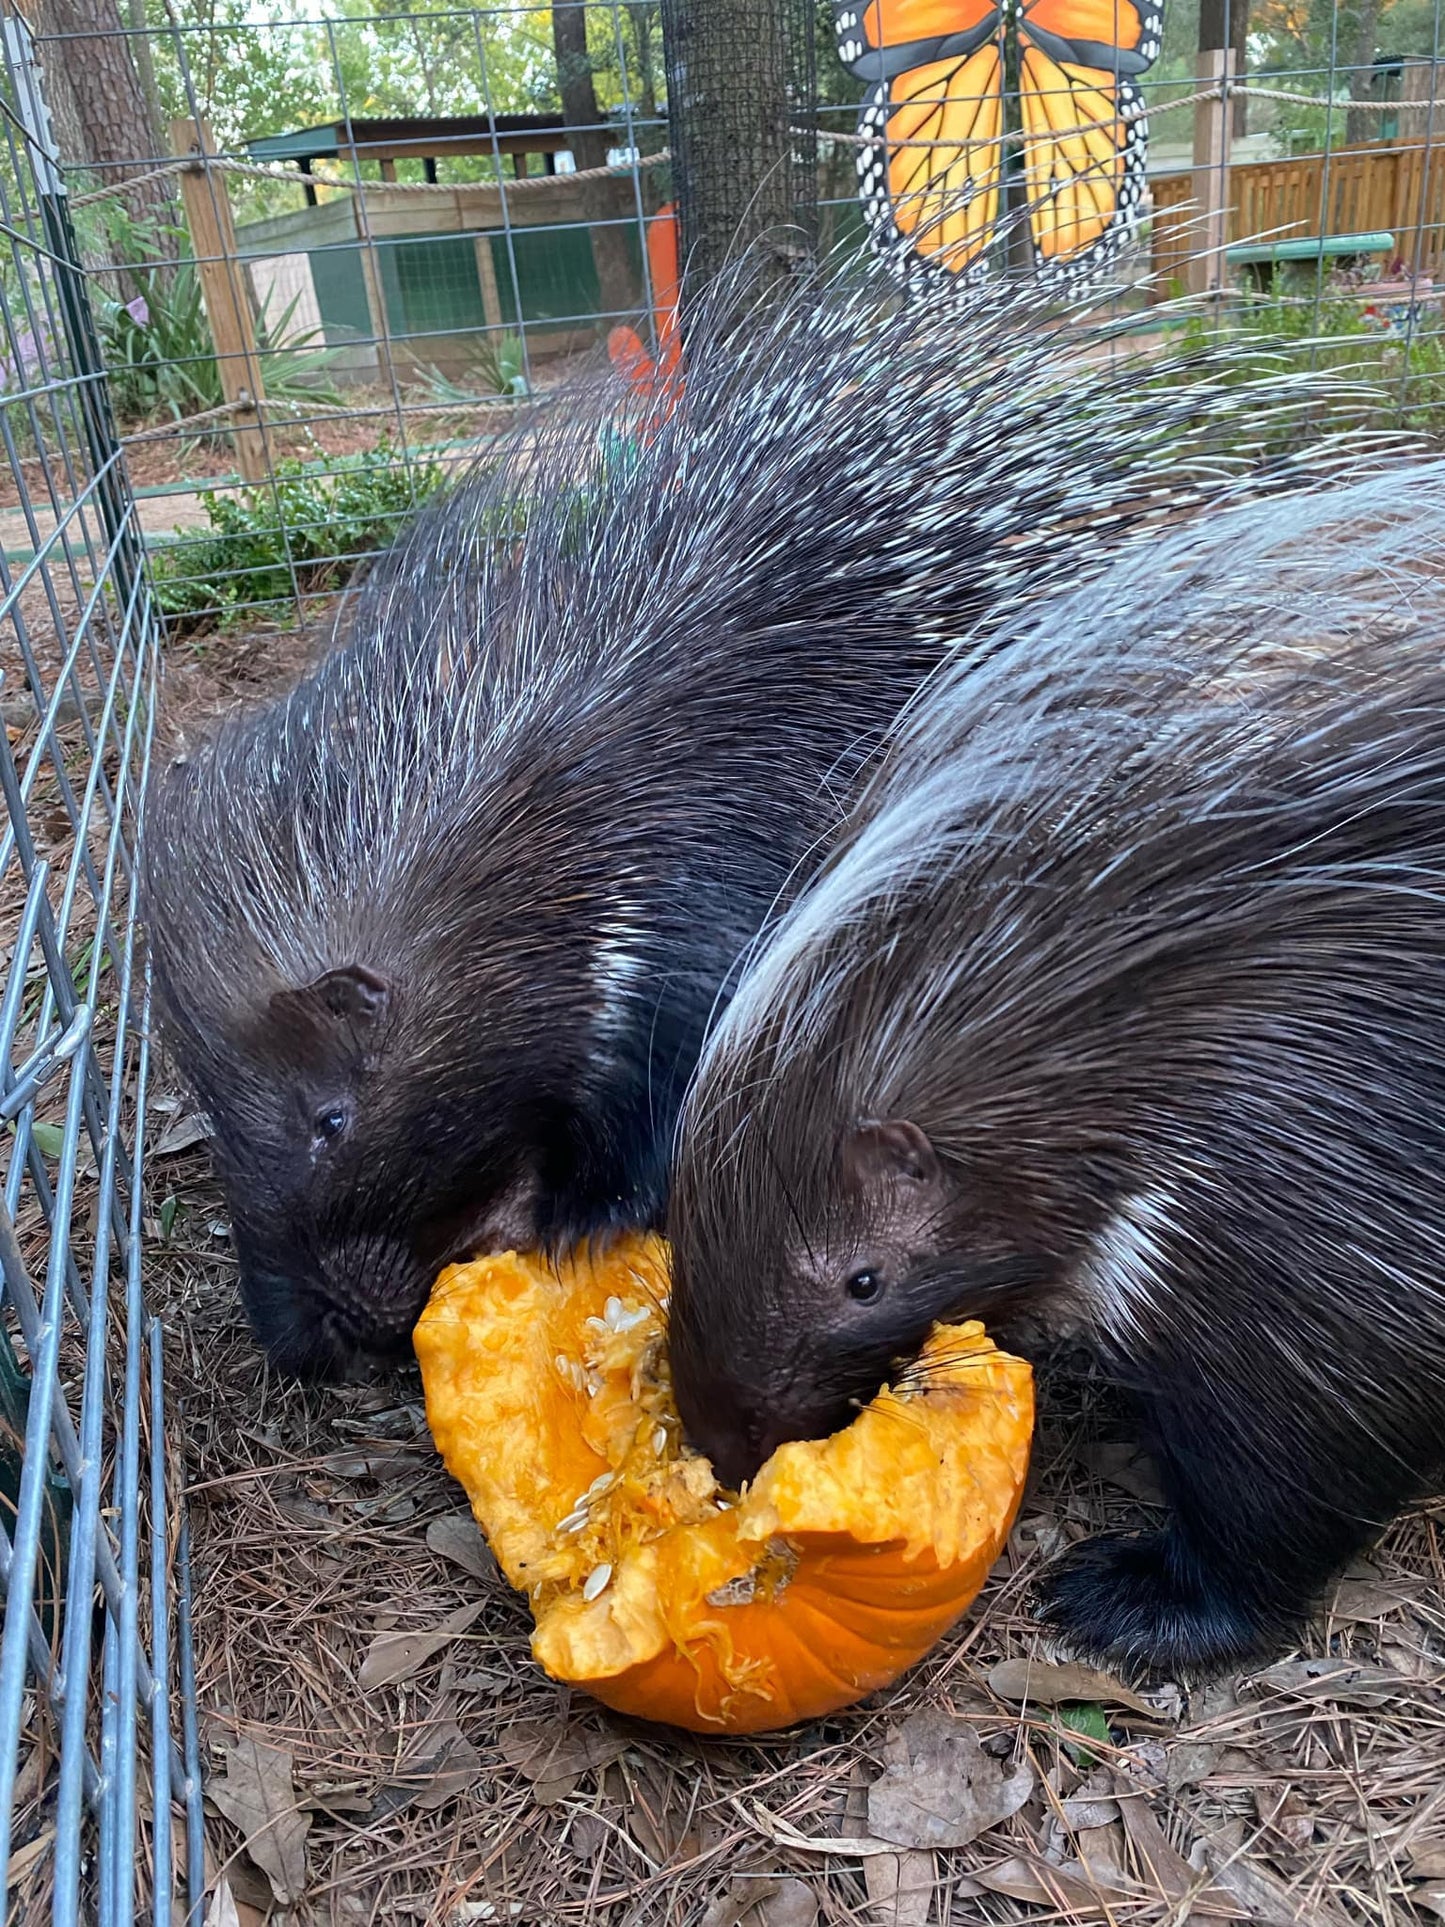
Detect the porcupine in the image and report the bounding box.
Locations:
[142,252,1375,1383]
[666,461,1445,1677]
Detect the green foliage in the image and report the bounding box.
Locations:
[144,0,556,157]
[148,418,644,636]
[420,333,530,402]
[1051,1702,1112,1768]
[136,0,669,221]
[1246,0,1443,149]
[86,201,342,431]
[1163,290,1445,442]
[151,440,443,632]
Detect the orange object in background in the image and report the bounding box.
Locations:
[607,203,683,417]
[414,1234,1034,1735]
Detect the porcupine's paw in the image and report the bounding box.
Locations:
[1036,1529,1279,1681]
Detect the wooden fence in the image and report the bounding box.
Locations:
[1151,139,1445,294]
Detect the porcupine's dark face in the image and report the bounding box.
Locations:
[189,960,554,1382]
[671,1120,968,1487]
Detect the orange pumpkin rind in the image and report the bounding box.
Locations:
[415,1233,1033,1734]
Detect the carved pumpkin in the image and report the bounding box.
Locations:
[414,1233,1033,1734]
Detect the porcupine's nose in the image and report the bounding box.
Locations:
[677,1387,805,1492]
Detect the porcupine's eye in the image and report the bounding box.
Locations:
[845,1267,885,1305]
[313,1105,349,1147]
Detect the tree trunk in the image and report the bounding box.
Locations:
[125,0,162,147]
[553,1,642,324]
[28,0,172,234]
[659,0,797,308]
[1344,0,1386,146]
[1198,0,1251,139]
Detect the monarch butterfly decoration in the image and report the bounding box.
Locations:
[834,0,1163,287]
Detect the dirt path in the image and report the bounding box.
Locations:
[0,487,212,563]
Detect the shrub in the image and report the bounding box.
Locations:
[151,440,444,633]
[1157,291,1445,446]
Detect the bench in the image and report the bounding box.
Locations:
[1226,230,1395,292]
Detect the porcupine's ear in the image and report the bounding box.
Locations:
[270,965,393,1033]
[841,1119,941,1193]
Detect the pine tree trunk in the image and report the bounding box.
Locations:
[28,0,172,235]
[659,0,796,306]
[553,1,642,324]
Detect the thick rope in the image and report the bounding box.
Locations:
[70,146,670,209]
[808,80,1414,156]
[71,80,1417,210]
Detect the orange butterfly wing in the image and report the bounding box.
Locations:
[855,0,995,54]
[836,0,1160,285]
[1024,0,1159,59]
[872,48,1005,275]
[1017,0,1161,282]
[836,0,1006,282]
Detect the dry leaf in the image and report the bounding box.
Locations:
[9,1828,53,1876]
[152,1110,215,1157]
[1060,1791,1120,1830]
[303,1780,372,1817]
[207,1736,310,1907]
[498,1719,627,1805]
[203,1878,242,1927]
[701,1878,817,1927]
[357,1601,482,1691]
[1328,1576,1415,1622]
[1383,1638,1434,1678]
[1168,1737,1225,1793]
[400,1721,482,1812]
[864,1848,934,1924]
[1076,1441,1166,1507]
[742,1801,902,1858]
[1410,1846,1445,1880]
[699,1892,752,1927]
[1255,1785,1314,1852]
[9,1829,56,1883]
[1055,1763,1119,1834]
[426,1513,499,1584]
[219,1857,274,1918]
[867,1709,1033,1850]
[320,1446,430,1480]
[988,1656,1155,1718]
[454,1668,512,1697]
[1167,1678,1238,1793]
[1416,1885,1445,1923]
[1073,1821,1128,1885]
[564,1813,607,1860]
[1113,1777,1242,1917]
[1205,1842,1353,1927]
[756,1879,819,1927]
[973,1854,1132,1913]
[1249,1657,1405,1708]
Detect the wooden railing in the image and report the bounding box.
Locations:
[1151,140,1445,294]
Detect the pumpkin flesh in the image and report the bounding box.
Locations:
[415,1234,1033,1734]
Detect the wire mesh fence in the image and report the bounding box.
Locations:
[45,0,731,639]
[12,0,1445,643]
[0,6,199,1921]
